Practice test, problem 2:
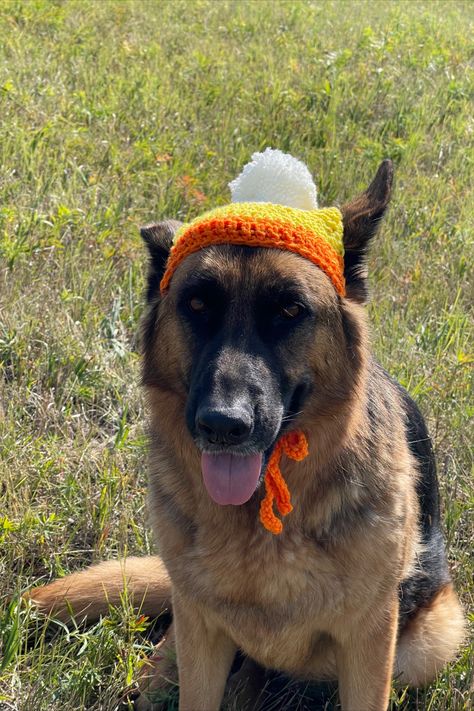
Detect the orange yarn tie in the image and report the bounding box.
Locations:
[259,431,309,535]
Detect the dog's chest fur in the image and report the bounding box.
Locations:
[156,484,414,673]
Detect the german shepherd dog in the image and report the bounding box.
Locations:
[30,160,465,710]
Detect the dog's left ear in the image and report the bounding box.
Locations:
[341,160,393,303]
[140,220,182,301]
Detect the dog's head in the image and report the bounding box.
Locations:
[141,161,392,505]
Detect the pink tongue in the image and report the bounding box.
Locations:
[201,452,263,505]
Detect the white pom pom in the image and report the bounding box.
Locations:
[229,148,318,210]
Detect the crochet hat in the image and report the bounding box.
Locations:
[160,148,345,296]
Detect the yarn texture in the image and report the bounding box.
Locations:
[229,147,318,209]
[159,148,345,296]
[160,202,345,295]
[259,431,309,534]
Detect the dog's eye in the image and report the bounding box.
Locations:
[279,302,302,319]
[189,296,206,313]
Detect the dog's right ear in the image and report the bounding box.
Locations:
[140,220,181,301]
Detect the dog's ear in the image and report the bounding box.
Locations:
[140,220,182,301]
[341,160,393,303]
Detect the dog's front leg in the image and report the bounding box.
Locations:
[335,597,399,711]
[173,592,237,711]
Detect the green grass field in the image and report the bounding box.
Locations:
[0,0,472,709]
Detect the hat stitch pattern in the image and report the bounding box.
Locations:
[172,203,344,254]
[160,203,345,295]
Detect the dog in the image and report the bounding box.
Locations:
[29,154,465,711]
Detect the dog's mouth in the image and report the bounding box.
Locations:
[199,427,288,507]
[196,382,310,507]
[200,451,264,506]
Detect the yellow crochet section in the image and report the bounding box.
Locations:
[173,203,344,256]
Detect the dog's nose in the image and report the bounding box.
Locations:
[196,408,252,445]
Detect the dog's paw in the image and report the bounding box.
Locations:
[130,690,161,711]
[128,631,178,711]
[131,683,178,711]
[120,673,176,711]
[226,657,267,710]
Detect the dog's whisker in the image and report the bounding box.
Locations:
[281,410,303,423]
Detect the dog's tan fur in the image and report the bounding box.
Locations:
[27,557,171,623]
[29,166,465,711]
[395,583,467,687]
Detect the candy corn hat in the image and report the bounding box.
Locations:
[160,149,346,534]
[160,148,345,296]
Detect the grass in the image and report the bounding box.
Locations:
[0,0,472,708]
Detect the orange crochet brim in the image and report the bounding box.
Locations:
[160,215,346,296]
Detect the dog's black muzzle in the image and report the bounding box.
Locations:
[186,344,284,456]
